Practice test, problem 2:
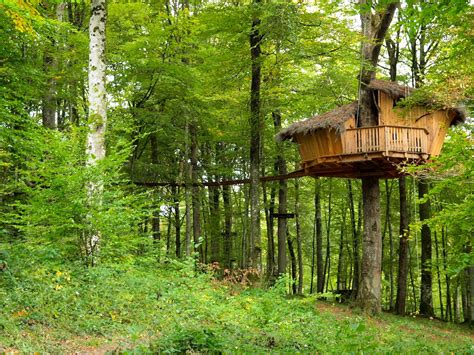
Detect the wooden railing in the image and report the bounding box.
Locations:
[342,126,429,155]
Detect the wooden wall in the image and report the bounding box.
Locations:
[378,91,453,157]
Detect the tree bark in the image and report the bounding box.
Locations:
[274,111,287,277]
[356,0,399,315]
[223,184,232,270]
[172,185,181,258]
[190,122,202,260]
[324,179,332,292]
[395,176,410,315]
[150,134,161,242]
[288,237,297,295]
[316,179,324,293]
[85,0,107,265]
[419,179,434,317]
[248,2,262,268]
[337,206,347,291]
[209,176,221,263]
[295,178,303,295]
[347,180,360,298]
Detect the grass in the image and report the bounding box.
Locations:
[0,258,473,353]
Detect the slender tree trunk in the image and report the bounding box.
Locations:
[190,122,202,260]
[223,184,232,270]
[434,230,444,319]
[288,237,297,295]
[248,1,262,268]
[337,206,347,291]
[172,185,181,258]
[316,178,324,293]
[263,180,276,278]
[85,0,107,265]
[150,134,161,242]
[166,207,172,255]
[324,179,332,292]
[395,176,410,315]
[295,178,303,295]
[209,177,220,263]
[274,111,287,276]
[419,179,434,316]
[347,180,360,298]
[442,226,452,321]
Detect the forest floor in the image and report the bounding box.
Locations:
[1,257,473,353]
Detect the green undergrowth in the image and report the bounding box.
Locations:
[1,256,473,353]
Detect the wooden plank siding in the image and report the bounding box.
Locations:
[293,91,455,178]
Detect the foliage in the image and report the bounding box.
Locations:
[0,257,472,353]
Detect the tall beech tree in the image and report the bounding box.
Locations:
[85,0,108,264]
[356,0,399,314]
[248,0,263,268]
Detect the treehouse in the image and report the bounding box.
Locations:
[277,80,465,178]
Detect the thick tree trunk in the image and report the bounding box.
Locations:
[85,0,107,265]
[395,176,410,315]
[419,179,434,316]
[248,4,262,269]
[356,0,398,314]
[357,177,382,314]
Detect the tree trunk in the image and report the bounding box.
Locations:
[172,185,181,258]
[356,0,398,314]
[384,180,395,311]
[85,0,107,265]
[288,237,297,295]
[209,177,220,263]
[395,176,410,315]
[295,178,303,295]
[274,111,287,277]
[434,230,444,319]
[419,179,434,316]
[357,177,382,314]
[248,2,262,268]
[316,178,324,293]
[442,226,452,321]
[150,134,161,242]
[324,179,332,292]
[263,180,276,278]
[223,184,232,270]
[190,122,202,260]
[347,180,360,298]
[337,206,347,291]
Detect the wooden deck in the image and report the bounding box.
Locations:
[301,126,430,178]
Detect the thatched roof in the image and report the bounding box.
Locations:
[277,80,466,142]
[277,102,357,142]
[367,79,414,99]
